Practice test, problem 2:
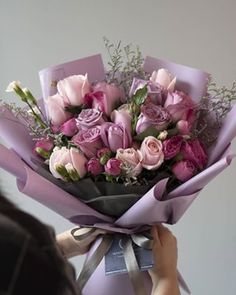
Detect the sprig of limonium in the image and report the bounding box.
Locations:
[103,37,147,94]
[194,78,236,146]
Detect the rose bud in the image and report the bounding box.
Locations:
[163,136,183,160]
[150,69,176,92]
[57,74,91,106]
[97,147,112,165]
[87,158,103,176]
[105,158,122,176]
[60,118,78,137]
[172,160,196,182]
[140,136,164,170]
[34,138,54,159]
[177,120,192,135]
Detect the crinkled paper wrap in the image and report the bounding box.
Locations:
[1,54,236,295]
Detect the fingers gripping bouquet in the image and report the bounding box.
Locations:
[1,40,236,295]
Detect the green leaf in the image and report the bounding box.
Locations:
[134,126,160,141]
[65,105,84,114]
[132,85,148,106]
[131,115,138,135]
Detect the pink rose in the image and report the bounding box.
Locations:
[49,147,87,180]
[136,103,171,134]
[172,160,196,182]
[85,82,124,116]
[76,108,105,130]
[163,136,183,160]
[60,118,78,137]
[181,139,208,169]
[72,126,104,158]
[87,158,103,176]
[111,107,132,134]
[140,136,164,170]
[116,148,143,177]
[150,69,176,92]
[45,93,72,125]
[164,91,196,122]
[34,138,54,159]
[105,158,122,176]
[100,122,132,152]
[57,74,91,106]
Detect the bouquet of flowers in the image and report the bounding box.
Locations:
[1,40,236,295]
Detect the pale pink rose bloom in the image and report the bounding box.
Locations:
[111,108,132,134]
[49,147,87,180]
[45,93,72,125]
[92,82,124,116]
[140,136,164,170]
[116,148,143,177]
[150,69,176,92]
[57,74,91,106]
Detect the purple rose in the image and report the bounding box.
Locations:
[72,126,104,158]
[87,158,103,176]
[181,139,208,169]
[111,107,132,134]
[164,91,196,122]
[163,136,183,160]
[172,160,196,182]
[76,108,105,130]
[60,118,78,136]
[136,103,171,134]
[105,158,122,176]
[100,122,132,152]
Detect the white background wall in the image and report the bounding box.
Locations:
[0,1,236,294]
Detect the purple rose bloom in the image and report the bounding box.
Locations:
[87,158,103,176]
[60,118,78,136]
[163,136,183,160]
[72,126,104,158]
[100,122,132,152]
[76,108,105,130]
[172,160,196,182]
[105,158,122,176]
[136,103,171,134]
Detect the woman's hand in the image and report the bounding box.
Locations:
[149,225,180,295]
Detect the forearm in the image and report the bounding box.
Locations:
[151,275,180,295]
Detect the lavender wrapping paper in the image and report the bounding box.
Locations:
[1,55,236,295]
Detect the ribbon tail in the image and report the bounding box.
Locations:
[177,269,191,294]
[123,238,148,295]
[76,235,113,294]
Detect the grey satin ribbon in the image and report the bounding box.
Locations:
[72,227,152,295]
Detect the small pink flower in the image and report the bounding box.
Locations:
[34,138,54,158]
[177,120,191,135]
[105,158,122,176]
[140,136,164,170]
[60,118,78,136]
[172,160,196,182]
[57,74,91,106]
[87,158,103,176]
[163,136,183,160]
